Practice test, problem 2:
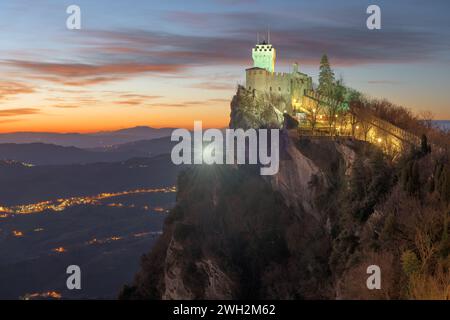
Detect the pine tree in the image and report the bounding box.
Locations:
[318,54,335,96]
[318,54,337,135]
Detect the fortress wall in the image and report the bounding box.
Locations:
[291,78,310,101]
[268,72,291,96]
[246,69,292,96]
[246,69,268,93]
[246,69,313,104]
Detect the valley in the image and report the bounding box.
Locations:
[0,128,181,299]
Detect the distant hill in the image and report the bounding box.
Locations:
[432,120,450,132]
[0,136,176,166]
[0,143,131,165]
[0,126,175,148]
[0,154,183,206]
[92,136,176,155]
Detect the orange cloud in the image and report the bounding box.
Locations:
[145,98,229,108]
[146,102,188,108]
[191,81,234,90]
[119,94,163,99]
[115,100,142,106]
[0,108,41,117]
[6,61,186,87]
[0,81,35,100]
[114,94,163,106]
[0,119,20,124]
[8,61,183,77]
[51,105,79,109]
[208,98,230,103]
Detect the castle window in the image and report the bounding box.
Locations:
[270,87,272,91]
[278,87,281,91]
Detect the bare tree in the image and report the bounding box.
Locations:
[350,113,359,137]
[303,97,322,133]
[418,110,435,130]
[361,121,373,141]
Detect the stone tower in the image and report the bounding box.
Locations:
[246,38,313,116]
[252,32,276,73]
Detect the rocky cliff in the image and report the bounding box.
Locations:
[119,135,374,298]
[120,88,449,300]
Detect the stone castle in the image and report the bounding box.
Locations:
[245,38,313,113]
[241,38,421,156]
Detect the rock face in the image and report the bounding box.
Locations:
[162,239,236,299]
[270,137,327,220]
[229,86,287,129]
[120,136,369,300]
[119,88,376,300]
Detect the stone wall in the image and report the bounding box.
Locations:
[245,68,312,102]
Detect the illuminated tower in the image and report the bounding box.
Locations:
[252,31,276,73]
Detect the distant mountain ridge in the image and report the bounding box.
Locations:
[0,136,176,166]
[0,126,175,148]
[0,143,129,166]
[432,120,450,132]
[0,154,182,206]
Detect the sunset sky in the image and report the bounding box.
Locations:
[0,0,449,133]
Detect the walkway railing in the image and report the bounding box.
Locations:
[351,107,421,146]
[303,89,420,147]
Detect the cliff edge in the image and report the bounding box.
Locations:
[120,88,449,300]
